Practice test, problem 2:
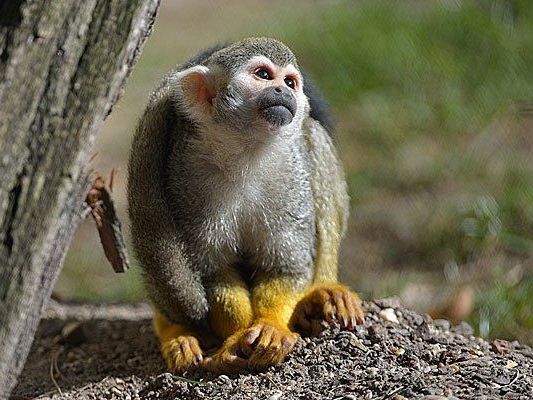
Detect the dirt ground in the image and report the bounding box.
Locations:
[12,299,532,400]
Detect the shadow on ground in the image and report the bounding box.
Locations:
[12,303,165,399]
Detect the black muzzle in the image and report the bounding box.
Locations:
[257,86,297,127]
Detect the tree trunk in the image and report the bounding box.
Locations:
[0,0,160,397]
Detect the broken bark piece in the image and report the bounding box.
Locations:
[85,173,130,273]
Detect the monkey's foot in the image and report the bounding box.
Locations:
[203,321,299,373]
[290,284,365,336]
[241,320,299,371]
[161,335,204,374]
[202,332,250,374]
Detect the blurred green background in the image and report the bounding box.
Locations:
[55,0,533,344]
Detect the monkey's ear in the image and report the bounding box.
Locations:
[177,65,217,116]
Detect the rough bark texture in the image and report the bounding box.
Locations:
[0,1,160,397]
[11,300,533,399]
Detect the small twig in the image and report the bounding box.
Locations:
[502,370,520,388]
[385,385,404,399]
[371,385,405,400]
[171,375,205,385]
[49,351,62,395]
[265,374,277,388]
[52,347,69,383]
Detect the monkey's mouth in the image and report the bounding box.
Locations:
[257,88,297,128]
[259,104,295,128]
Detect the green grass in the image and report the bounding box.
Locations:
[287,0,533,343]
[57,0,533,344]
[473,267,533,342]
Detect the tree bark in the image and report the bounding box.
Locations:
[0,0,160,397]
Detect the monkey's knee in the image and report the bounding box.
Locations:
[208,285,253,340]
[290,283,364,336]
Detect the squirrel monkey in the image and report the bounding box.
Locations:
[127,38,364,374]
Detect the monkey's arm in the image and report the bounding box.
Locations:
[128,82,209,371]
[128,83,208,322]
[290,118,364,335]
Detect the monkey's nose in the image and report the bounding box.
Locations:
[270,86,292,99]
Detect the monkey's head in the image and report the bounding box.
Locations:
[175,38,308,140]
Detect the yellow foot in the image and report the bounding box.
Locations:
[161,335,204,374]
[290,284,365,336]
[202,332,249,374]
[203,321,299,373]
[242,320,299,371]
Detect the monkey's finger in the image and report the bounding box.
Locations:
[189,338,204,363]
[342,293,358,330]
[239,340,254,359]
[223,355,249,374]
[334,292,349,328]
[295,312,312,333]
[249,338,282,370]
[311,318,325,336]
[322,298,336,323]
[255,325,274,352]
[179,339,196,365]
[282,331,299,353]
[301,301,314,317]
[315,288,333,306]
[354,305,365,325]
[243,326,262,347]
[201,356,215,372]
[203,354,248,375]
[281,333,298,353]
[346,292,365,328]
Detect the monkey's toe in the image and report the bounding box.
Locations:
[241,321,299,371]
[202,334,249,375]
[161,335,203,374]
[290,284,365,336]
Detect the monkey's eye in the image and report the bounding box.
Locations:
[254,69,271,80]
[284,77,296,89]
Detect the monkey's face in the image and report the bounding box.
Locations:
[231,55,300,129]
[177,55,308,138]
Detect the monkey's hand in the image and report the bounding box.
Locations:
[290,284,364,336]
[161,335,204,374]
[203,320,299,373]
